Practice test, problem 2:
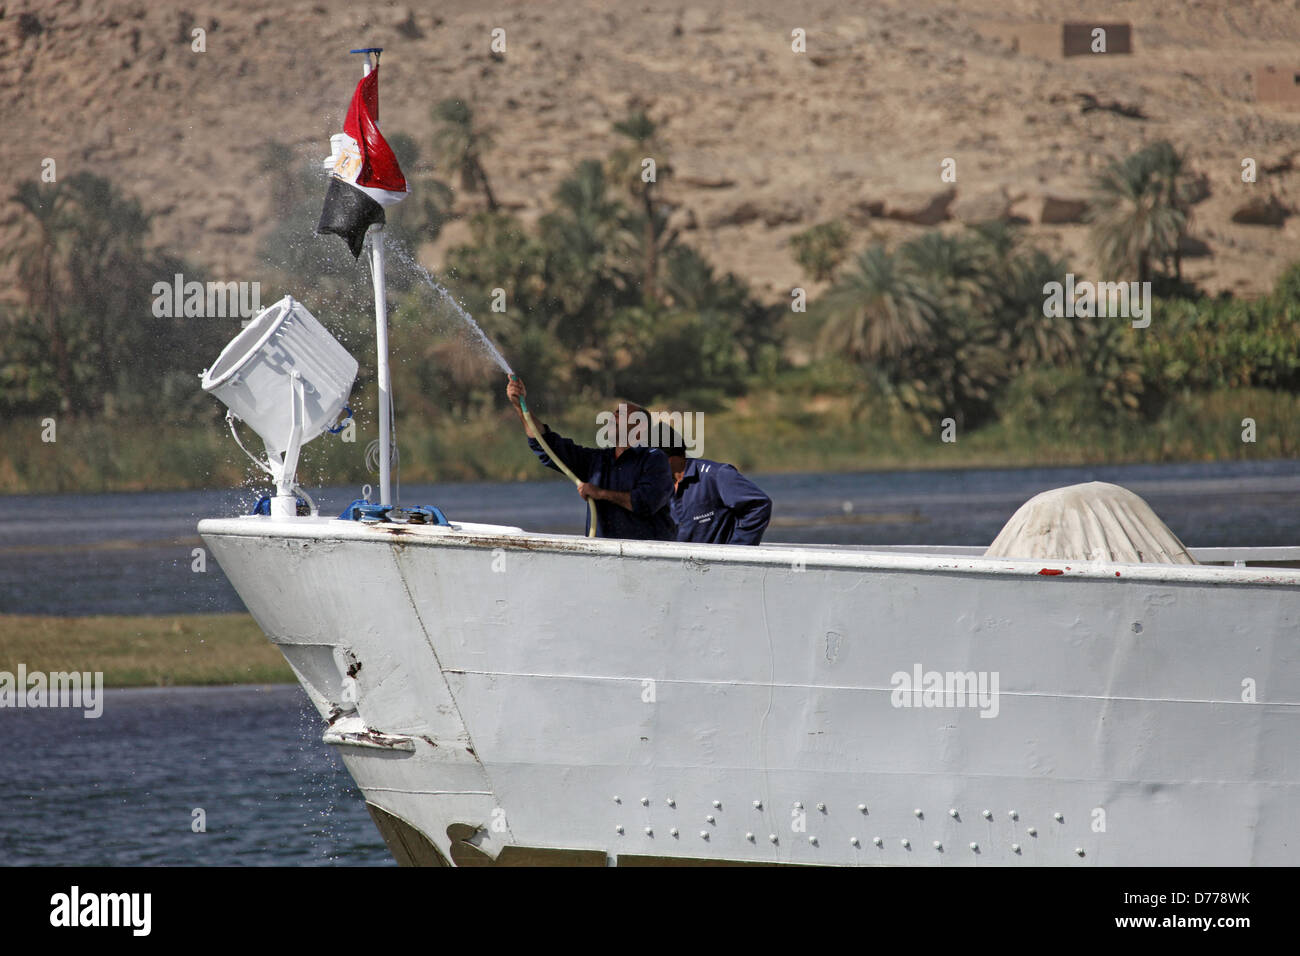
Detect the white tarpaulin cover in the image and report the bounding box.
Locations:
[984,481,1197,564]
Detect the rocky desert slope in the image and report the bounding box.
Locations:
[3,0,1300,302]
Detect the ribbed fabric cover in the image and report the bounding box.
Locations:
[984,481,1197,564]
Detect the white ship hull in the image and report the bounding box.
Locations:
[198,515,1300,866]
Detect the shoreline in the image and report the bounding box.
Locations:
[4,385,1299,495]
[0,613,295,688]
[3,442,1297,499]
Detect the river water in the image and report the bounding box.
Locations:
[0,685,388,866]
[1,459,1297,864]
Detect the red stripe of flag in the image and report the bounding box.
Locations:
[343,68,407,194]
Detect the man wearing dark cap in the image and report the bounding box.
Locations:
[655,423,773,546]
[507,377,676,541]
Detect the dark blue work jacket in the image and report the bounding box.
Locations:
[528,427,676,540]
[670,459,772,546]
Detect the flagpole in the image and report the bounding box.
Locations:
[358,49,394,507]
[372,223,393,507]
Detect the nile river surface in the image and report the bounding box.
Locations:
[0,685,389,866]
[1,460,1298,865]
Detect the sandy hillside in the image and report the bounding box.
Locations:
[3,0,1300,301]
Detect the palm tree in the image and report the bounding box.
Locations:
[900,231,1027,425]
[608,110,669,302]
[546,159,627,261]
[383,131,457,247]
[1089,140,1190,284]
[62,172,150,301]
[662,244,717,312]
[7,181,65,312]
[64,174,155,398]
[662,245,751,314]
[915,305,1006,426]
[538,160,631,365]
[1144,140,1194,281]
[954,222,1082,369]
[430,98,498,210]
[899,231,995,311]
[1003,248,1080,367]
[4,174,157,414]
[6,180,77,407]
[417,178,456,243]
[966,220,1019,278]
[817,245,939,363]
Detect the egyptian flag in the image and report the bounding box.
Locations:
[317,67,409,257]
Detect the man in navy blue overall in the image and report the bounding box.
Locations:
[658,428,772,546]
[507,378,675,540]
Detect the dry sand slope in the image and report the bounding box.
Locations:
[3,0,1299,301]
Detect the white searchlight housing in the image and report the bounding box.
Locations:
[201,295,358,518]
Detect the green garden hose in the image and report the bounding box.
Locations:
[512,375,598,538]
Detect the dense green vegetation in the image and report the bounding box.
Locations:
[2,129,1299,494]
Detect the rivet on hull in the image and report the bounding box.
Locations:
[794,801,804,810]
[933,841,942,850]
[816,803,826,812]
[809,836,818,845]
[616,825,624,834]
[913,808,923,818]
[746,832,755,842]
[640,797,649,806]
[982,809,992,820]
[949,808,959,818]
[753,800,762,809]
[666,798,675,807]
[713,800,722,809]
[873,837,883,847]
[670,827,679,838]
[1054,812,1064,822]
[969,842,978,851]
[901,839,910,848]
[851,837,860,847]
[1027,827,1037,836]
[1075,847,1085,857]
[700,831,709,839]
[1008,810,1018,820]
[706,815,716,824]
[858,804,868,813]
[644,827,653,836]
[769,834,779,844]
[613,795,621,804]
[1011,843,1021,853]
